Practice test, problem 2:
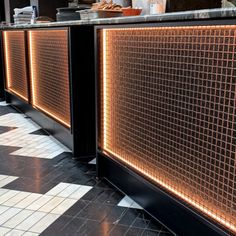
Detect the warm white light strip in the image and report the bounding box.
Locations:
[3,31,10,89]
[28,31,35,105]
[103,29,108,150]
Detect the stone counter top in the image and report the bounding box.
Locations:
[1,7,236,30]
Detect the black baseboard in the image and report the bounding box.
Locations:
[97,152,231,236]
[7,92,73,151]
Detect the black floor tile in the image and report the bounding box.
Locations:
[77,202,111,221]
[102,205,128,224]
[40,215,79,236]
[0,105,18,116]
[83,220,113,236]
[0,126,16,134]
[118,209,143,226]
[64,199,90,217]
[125,227,144,236]
[108,225,130,236]
[29,128,49,136]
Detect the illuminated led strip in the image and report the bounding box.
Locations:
[103,29,108,149]
[28,31,36,105]
[3,31,28,102]
[101,25,236,234]
[3,31,10,89]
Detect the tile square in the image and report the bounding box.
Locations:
[26,195,53,211]
[51,198,77,214]
[29,213,60,233]
[3,191,31,207]
[69,186,92,200]
[57,184,81,198]
[45,183,70,196]
[38,196,65,213]
[14,193,42,209]
[16,211,47,231]
[0,226,11,235]
[6,229,25,236]
[0,190,19,205]
[3,209,34,228]
[0,207,22,225]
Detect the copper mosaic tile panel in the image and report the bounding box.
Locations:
[99,26,236,233]
[3,31,28,101]
[28,29,71,128]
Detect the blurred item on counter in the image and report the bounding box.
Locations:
[91,0,122,11]
[36,16,54,23]
[13,6,37,24]
[122,7,142,16]
[222,0,236,7]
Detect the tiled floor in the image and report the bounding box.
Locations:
[0,103,174,236]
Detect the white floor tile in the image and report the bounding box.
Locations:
[0,226,11,235]
[68,185,92,200]
[0,175,9,181]
[57,184,81,198]
[0,188,9,197]
[29,213,60,233]
[14,193,42,209]
[3,192,31,207]
[5,229,25,236]
[0,205,9,215]
[3,209,34,228]
[89,158,96,165]
[0,207,22,225]
[51,198,77,214]
[15,212,46,231]
[22,232,39,236]
[131,201,143,209]
[45,183,70,196]
[0,190,19,204]
[0,113,71,159]
[117,195,133,208]
[26,195,53,211]
[38,197,64,213]
[118,196,143,209]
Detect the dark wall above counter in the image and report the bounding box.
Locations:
[166,0,222,12]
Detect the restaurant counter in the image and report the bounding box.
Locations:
[1,8,236,236]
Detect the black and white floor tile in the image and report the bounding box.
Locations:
[0,103,175,236]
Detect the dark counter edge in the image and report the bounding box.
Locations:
[1,8,236,30]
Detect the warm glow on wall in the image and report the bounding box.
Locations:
[100,25,236,234]
[3,31,28,101]
[28,29,71,128]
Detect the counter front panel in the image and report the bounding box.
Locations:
[99,25,236,234]
[3,31,28,101]
[28,29,71,128]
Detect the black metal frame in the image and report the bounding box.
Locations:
[95,18,236,236]
[1,26,96,157]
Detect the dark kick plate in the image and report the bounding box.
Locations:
[97,152,231,236]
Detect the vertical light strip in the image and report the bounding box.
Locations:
[28,31,35,105]
[103,29,108,150]
[3,31,10,89]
